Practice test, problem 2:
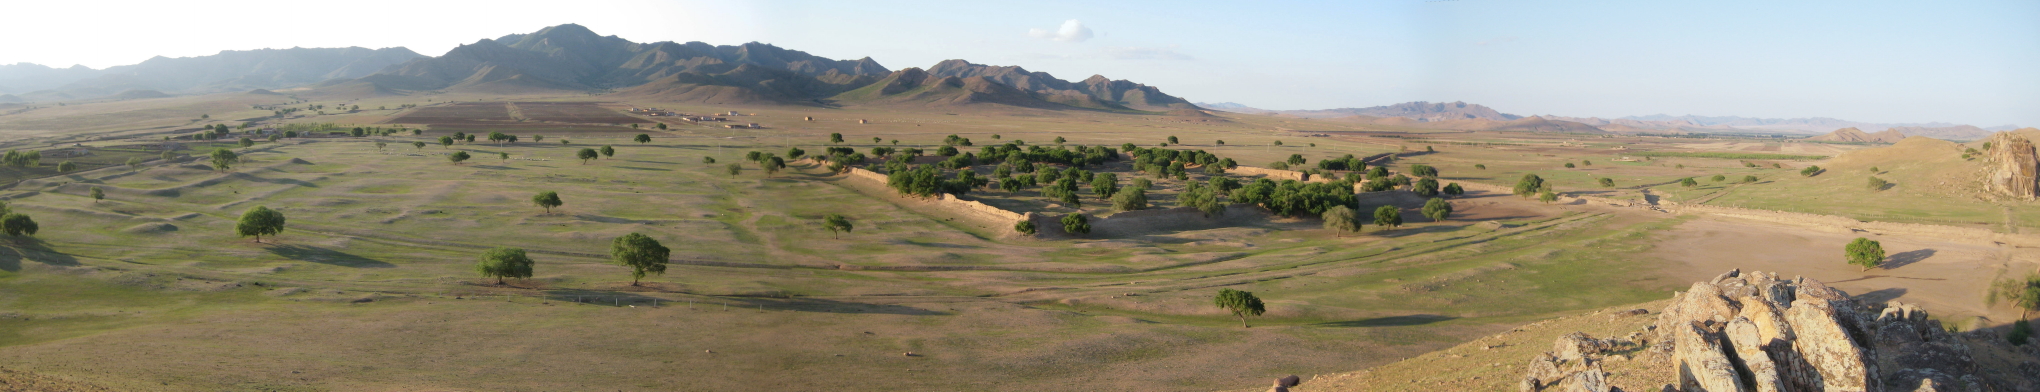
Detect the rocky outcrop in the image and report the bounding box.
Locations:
[1521,270,2012,392]
[1982,132,2039,199]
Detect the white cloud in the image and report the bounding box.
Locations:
[1102,46,1193,60]
[1027,20,1094,43]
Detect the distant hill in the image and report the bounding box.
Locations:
[0,47,422,100]
[925,60,1197,111]
[1328,114,1606,134]
[1254,101,1520,121]
[1885,125,1993,141]
[107,89,171,100]
[1194,102,1271,114]
[1807,127,1907,143]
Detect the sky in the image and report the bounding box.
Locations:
[3,0,2036,126]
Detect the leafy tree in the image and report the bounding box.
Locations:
[1742,175,1759,183]
[1091,173,1120,199]
[532,191,563,213]
[160,150,175,163]
[1410,164,1438,177]
[209,149,239,171]
[703,156,717,164]
[1564,162,1576,168]
[1112,188,1148,212]
[448,151,471,165]
[1180,182,1227,217]
[762,156,786,177]
[1061,214,1090,235]
[786,147,806,160]
[239,137,256,148]
[1599,177,1616,187]
[126,157,141,168]
[1167,136,1179,144]
[634,134,652,144]
[1869,166,1880,173]
[1867,176,1888,191]
[1014,220,1037,235]
[577,148,600,164]
[439,136,455,148]
[600,145,616,158]
[412,141,426,150]
[1321,205,1360,236]
[1273,140,1283,146]
[90,187,103,203]
[1989,273,2040,321]
[534,135,544,142]
[1413,178,1440,197]
[1679,177,1698,187]
[1538,190,1558,204]
[1474,164,1486,170]
[1422,197,1453,221]
[725,163,742,178]
[1801,166,1823,177]
[1442,183,1464,196]
[829,133,845,144]
[56,161,75,173]
[1845,237,1885,271]
[235,206,286,242]
[1373,205,1402,229]
[656,123,668,130]
[475,247,535,284]
[1711,174,1726,182]
[1213,288,1266,328]
[1287,154,1306,165]
[1513,174,1544,198]
[611,233,670,286]
[823,214,853,239]
[0,213,35,237]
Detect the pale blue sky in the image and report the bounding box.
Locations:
[5,0,2034,125]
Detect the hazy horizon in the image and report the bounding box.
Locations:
[3,0,2034,126]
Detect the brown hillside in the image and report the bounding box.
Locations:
[1806,127,1905,143]
[1327,115,1607,133]
[444,65,582,94]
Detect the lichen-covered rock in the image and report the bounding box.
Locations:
[1673,322,1747,392]
[1983,133,2040,199]
[1519,270,2016,392]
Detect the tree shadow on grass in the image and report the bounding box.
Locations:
[1312,314,1457,327]
[474,165,523,170]
[1883,248,1935,270]
[1369,224,1463,238]
[612,166,672,171]
[540,290,947,315]
[1851,287,1908,304]
[263,244,393,268]
[0,237,79,272]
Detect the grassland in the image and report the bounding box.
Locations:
[0,90,2032,390]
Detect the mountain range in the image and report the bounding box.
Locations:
[1200,102,2014,140]
[0,24,1198,113]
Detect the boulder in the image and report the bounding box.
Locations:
[1723,318,1786,392]
[1785,299,1878,391]
[1673,322,1746,392]
[1983,133,2040,199]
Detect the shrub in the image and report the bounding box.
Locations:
[1014,220,1037,235]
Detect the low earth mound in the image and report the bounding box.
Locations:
[287,158,313,165]
[1982,131,2040,199]
[1809,127,1906,143]
[1519,270,2035,392]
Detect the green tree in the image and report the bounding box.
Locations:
[1180,182,1226,217]
[1599,177,1615,187]
[1412,178,1440,197]
[439,136,455,148]
[1679,177,1698,187]
[1442,183,1464,196]
[1061,214,1090,235]
[1867,176,1889,191]
[703,157,717,164]
[1014,220,1037,235]
[1321,205,1360,236]
[1475,164,1486,170]
[1167,136,1179,144]
[0,214,36,237]
[499,152,510,163]
[823,214,853,239]
[126,157,141,168]
[634,134,652,144]
[239,137,255,148]
[1711,174,1726,182]
[1513,174,1545,198]
[1845,237,1885,271]
[1054,136,1067,145]
[532,191,563,214]
[600,145,616,158]
[413,141,426,150]
[1538,190,1558,204]
[209,149,239,171]
[577,148,600,164]
[762,156,785,177]
[56,161,75,173]
[90,187,103,203]
[1373,205,1402,229]
[448,151,471,165]
[1213,288,1266,328]
[1422,198,1453,221]
[1742,175,1759,183]
[475,247,535,285]
[1801,165,1823,176]
[1112,188,1148,212]
[725,163,742,178]
[1564,162,1576,168]
[829,133,844,144]
[1091,173,1120,199]
[160,150,175,163]
[1988,274,2040,321]
[1287,154,1306,165]
[235,206,286,243]
[611,233,670,286]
